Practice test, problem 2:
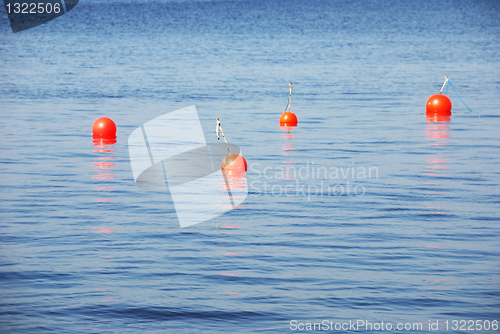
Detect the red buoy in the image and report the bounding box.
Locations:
[279,112,298,127]
[92,117,117,139]
[426,94,452,116]
[221,154,247,174]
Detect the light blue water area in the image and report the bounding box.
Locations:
[1,0,499,332]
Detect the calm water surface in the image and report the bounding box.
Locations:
[1,0,499,332]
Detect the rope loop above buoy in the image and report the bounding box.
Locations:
[439,76,472,112]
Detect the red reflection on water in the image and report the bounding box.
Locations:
[92,161,116,169]
[93,138,117,145]
[281,127,296,181]
[224,252,242,255]
[93,138,116,152]
[93,149,115,153]
[92,173,116,181]
[427,158,447,164]
[92,136,116,206]
[281,167,297,181]
[281,127,296,139]
[426,124,451,131]
[425,130,449,144]
[219,171,247,209]
[93,226,116,233]
[219,273,240,276]
[426,114,451,123]
[423,156,449,178]
[421,275,451,301]
[428,166,448,170]
[99,292,123,302]
[426,131,449,139]
[425,119,450,147]
[219,224,239,229]
[220,205,244,210]
[423,204,448,214]
[221,171,247,190]
[417,245,443,249]
[281,126,297,155]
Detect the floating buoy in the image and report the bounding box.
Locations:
[221,153,247,173]
[426,94,452,115]
[426,77,452,116]
[280,83,298,127]
[92,117,117,139]
[216,118,247,173]
[280,112,298,127]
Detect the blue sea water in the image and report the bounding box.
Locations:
[1,0,500,332]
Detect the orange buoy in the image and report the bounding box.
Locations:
[426,94,452,116]
[279,111,298,126]
[280,83,298,127]
[221,153,247,173]
[92,117,117,139]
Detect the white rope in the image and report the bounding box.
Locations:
[439,76,450,94]
[285,83,293,112]
[216,118,231,155]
